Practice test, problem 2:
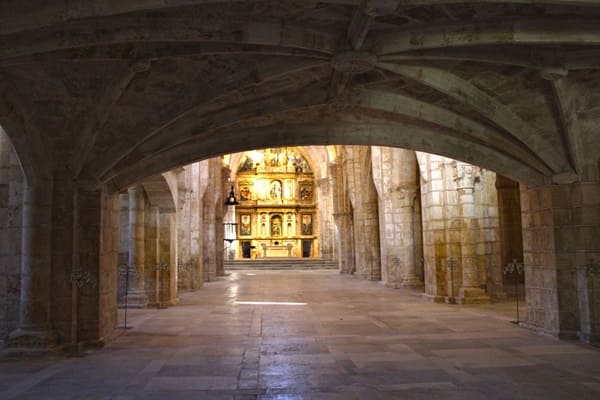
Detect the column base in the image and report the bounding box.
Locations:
[458,287,490,304]
[492,290,508,301]
[124,291,148,308]
[158,297,179,308]
[399,277,424,289]
[385,278,424,290]
[519,321,579,341]
[578,331,600,345]
[7,328,57,349]
[421,293,447,303]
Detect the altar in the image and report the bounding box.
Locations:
[261,243,294,257]
[233,147,319,260]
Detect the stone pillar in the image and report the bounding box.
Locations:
[521,180,600,341]
[145,205,159,307]
[75,186,119,347]
[199,158,222,282]
[357,198,381,281]
[417,153,449,302]
[496,175,524,291]
[215,165,226,277]
[346,146,380,281]
[330,160,354,274]
[392,187,421,287]
[176,169,192,290]
[158,212,177,307]
[317,177,335,260]
[169,213,178,301]
[191,162,204,287]
[455,162,489,304]
[372,147,423,289]
[215,200,225,277]
[117,193,129,270]
[475,170,504,300]
[0,131,24,340]
[202,192,217,281]
[8,178,56,347]
[125,185,147,307]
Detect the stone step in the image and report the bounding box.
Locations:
[225,258,338,270]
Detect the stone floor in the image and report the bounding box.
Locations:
[1,270,599,399]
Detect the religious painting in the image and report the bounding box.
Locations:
[300,184,313,201]
[271,215,283,237]
[239,184,251,201]
[270,180,282,200]
[240,214,251,236]
[301,214,313,235]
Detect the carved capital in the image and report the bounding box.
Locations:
[390,185,418,207]
[453,161,480,191]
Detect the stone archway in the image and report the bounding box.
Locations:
[0,1,599,349]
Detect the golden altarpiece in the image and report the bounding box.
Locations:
[234,147,318,259]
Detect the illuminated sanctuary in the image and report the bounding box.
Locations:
[228,147,319,259]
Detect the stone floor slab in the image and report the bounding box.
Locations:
[1,270,599,400]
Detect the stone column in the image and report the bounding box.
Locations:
[346,146,380,281]
[75,186,119,346]
[169,213,178,302]
[330,159,355,274]
[372,147,423,289]
[215,165,226,277]
[0,131,24,340]
[202,192,217,281]
[201,158,221,282]
[317,177,335,260]
[392,186,422,287]
[8,178,56,347]
[177,181,192,289]
[357,198,381,281]
[496,175,523,291]
[158,212,177,307]
[521,180,600,341]
[125,185,147,307]
[455,162,489,304]
[417,153,448,302]
[145,205,159,307]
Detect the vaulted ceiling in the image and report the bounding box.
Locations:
[1,0,599,188]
